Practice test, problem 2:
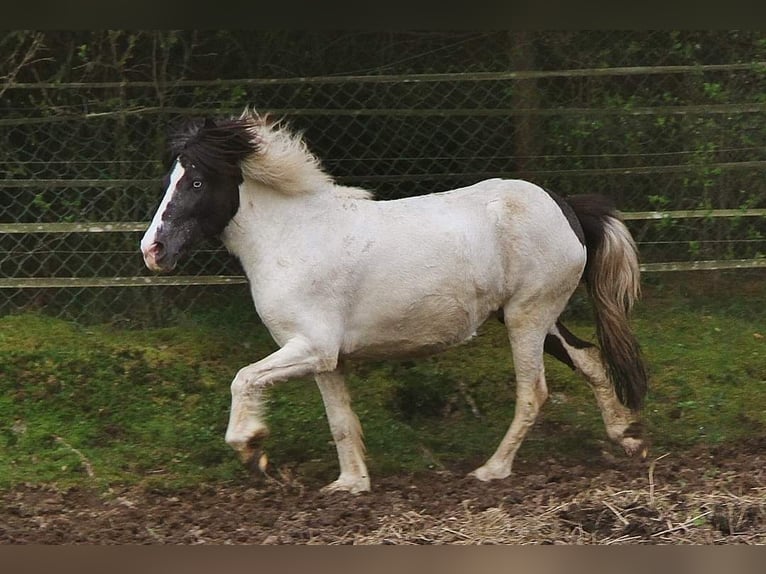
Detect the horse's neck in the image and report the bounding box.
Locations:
[220,180,336,266]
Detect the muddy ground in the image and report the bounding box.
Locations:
[1,437,764,544]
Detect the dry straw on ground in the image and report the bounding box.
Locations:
[1,443,763,544]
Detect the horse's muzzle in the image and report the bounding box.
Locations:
[142,241,176,272]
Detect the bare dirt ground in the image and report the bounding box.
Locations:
[1,437,764,545]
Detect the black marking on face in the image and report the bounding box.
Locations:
[152,117,258,267]
[162,158,242,239]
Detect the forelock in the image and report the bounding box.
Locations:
[170,117,257,177]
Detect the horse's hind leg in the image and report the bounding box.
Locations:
[545,321,646,457]
[315,370,370,494]
[471,310,550,482]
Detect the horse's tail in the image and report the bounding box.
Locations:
[567,195,648,411]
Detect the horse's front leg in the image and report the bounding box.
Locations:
[225,336,337,469]
[315,370,369,494]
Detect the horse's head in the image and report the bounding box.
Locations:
[141,117,256,272]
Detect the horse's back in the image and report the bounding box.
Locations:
[373,178,586,286]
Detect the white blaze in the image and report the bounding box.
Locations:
[140,160,185,268]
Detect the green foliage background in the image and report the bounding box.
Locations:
[2,31,764,324]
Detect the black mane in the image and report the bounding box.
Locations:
[170,117,256,177]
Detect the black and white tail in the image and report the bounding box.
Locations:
[567,195,648,411]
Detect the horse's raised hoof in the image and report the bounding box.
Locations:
[235,431,270,474]
[244,451,269,475]
[620,421,648,459]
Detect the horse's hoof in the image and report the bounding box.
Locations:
[320,477,370,495]
[618,421,648,458]
[469,464,511,482]
[234,431,270,473]
[244,451,269,474]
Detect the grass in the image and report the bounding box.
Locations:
[0,272,764,490]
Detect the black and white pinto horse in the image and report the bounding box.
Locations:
[141,110,648,493]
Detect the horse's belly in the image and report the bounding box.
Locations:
[340,293,491,360]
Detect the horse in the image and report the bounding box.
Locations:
[140,109,648,493]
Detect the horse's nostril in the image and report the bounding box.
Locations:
[150,241,165,259]
[143,241,169,271]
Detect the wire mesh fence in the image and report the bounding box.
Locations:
[1,31,765,324]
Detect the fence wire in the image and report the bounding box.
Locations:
[1,31,765,324]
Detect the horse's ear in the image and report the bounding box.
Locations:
[203,117,216,130]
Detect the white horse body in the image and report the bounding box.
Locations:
[224,177,585,361]
[141,112,648,494]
